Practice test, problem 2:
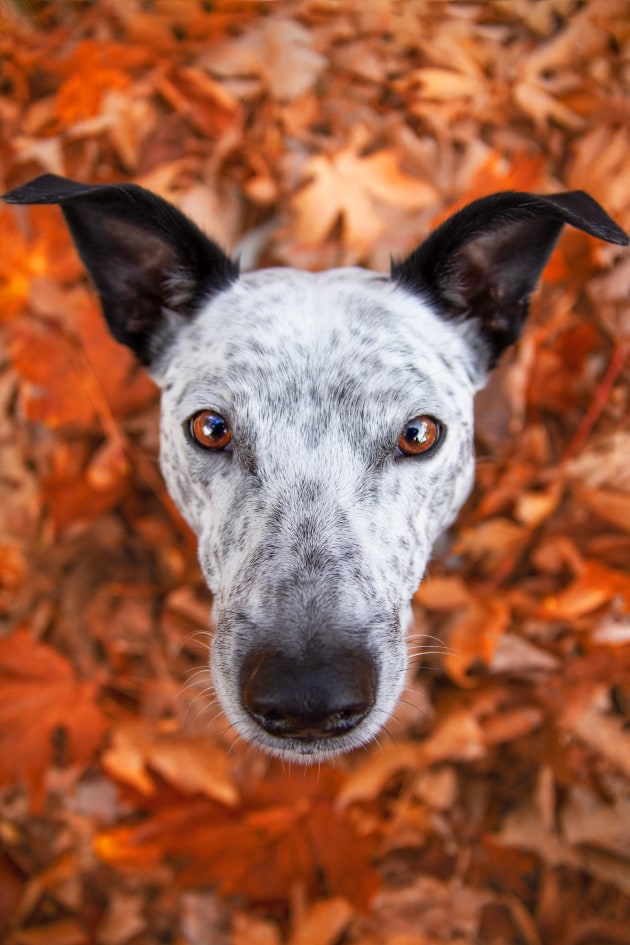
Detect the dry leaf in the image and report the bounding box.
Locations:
[443,597,511,686]
[570,481,630,535]
[102,721,239,806]
[96,797,379,908]
[0,629,108,809]
[288,899,353,945]
[292,128,437,250]
[2,3,630,941]
[542,561,630,620]
[205,19,325,100]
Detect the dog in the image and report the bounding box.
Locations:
[4,176,627,762]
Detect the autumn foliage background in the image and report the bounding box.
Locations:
[1,2,629,943]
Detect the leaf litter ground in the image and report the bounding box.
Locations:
[0,2,629,943]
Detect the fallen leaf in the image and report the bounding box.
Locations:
[541,560,630,620]
[0,629,108,809]
[562,785,630,859]
[102,720,240,806]
[232,912,282,945]
[443,597,512,686]
[288,898,354,945]
[96,796,379,908]
[571,481,630,535]
[292,127,438,250]
[561,684,630,780]
[205,19,325,100]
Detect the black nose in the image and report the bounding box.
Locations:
[241,649,376,740]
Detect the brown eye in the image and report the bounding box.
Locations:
[398,415,442,456]
[189,410,232,450]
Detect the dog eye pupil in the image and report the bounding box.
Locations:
[190,410,232,449]
[398,416,441,456]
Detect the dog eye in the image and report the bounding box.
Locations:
[397,415,442,456]
[189,410,232,450]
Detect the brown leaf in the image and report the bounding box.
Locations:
[232,912,281,945]
[561,684,630,780]
[7,319,96,429]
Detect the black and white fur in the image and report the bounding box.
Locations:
[4,176,627,761]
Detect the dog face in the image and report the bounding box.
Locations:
[158,268,482,757]
[4,176,627,761]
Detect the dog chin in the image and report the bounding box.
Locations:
[233,718,384,764]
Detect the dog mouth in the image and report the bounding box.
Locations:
[233,712,384,764]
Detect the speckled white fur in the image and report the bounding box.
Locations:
[153,268,486,760]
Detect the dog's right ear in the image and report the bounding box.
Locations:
[2,174,239,367]
[391,190,628,369]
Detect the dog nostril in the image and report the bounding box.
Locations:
[241,649,376,740]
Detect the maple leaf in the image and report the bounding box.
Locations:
[292,127,438,252]
[0,628,108,809]
[7,318,98,429]
[95,794,380,908]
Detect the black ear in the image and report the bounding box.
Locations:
[391,191,628,367]
[2,174,239,366]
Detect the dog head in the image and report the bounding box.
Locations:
[4,176,627,760]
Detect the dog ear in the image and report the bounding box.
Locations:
[2,174,239,366]
[391,191,628,367]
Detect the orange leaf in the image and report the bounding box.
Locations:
[96,796,379,908]
[0,629,108,809]
[102,720,240,806]
[571,482,630,535]
[444,597,512,686]
[0,207,78,321]
[7,319,96,429]
[53,41,148,125]
[288,898,353,945]
[292,128,438,250]
[542,561,630,620]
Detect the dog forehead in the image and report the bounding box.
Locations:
[163,266,478,391]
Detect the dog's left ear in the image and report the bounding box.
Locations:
[392,191,628,367]
[2,174,239,367]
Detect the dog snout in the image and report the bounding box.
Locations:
[240,648,376,741]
